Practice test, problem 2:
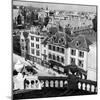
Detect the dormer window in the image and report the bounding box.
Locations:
[53,36,56,42]
[76,40,81,47]
[58,38,65,45]
[53,46,56,51]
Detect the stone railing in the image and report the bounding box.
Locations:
[38,76,68,88]
[77,78,97,93]
[23,75,97,93]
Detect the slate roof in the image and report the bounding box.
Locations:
[42,31,72,47]
[68,35,92,52]
[42,31,92,52]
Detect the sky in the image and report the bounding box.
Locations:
[13,0,97,13]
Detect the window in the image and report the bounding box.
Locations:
[44,45,46,47]
[53,46,56,51]
[31,36,34,40]
[26,45,28,51]
[36,37,39,41]
[79,51,84,58]
[48,45,52,50]
[36,44,39,49]
[31,43,34,47]
[43,56,46,60]
[48,53,52,59]
[53,36,56,42]
[61,57,64,63]
[53,54,56,60]
[57,56,60,62]
[74,27,76,30]
[70,57,75,64]
[36,50,40,56]
[78,60,84,67]
[71,49,76,56]
[61,48,64,54]
[76,41,81,47]
[44,50,46,54]
[57,47,59,52]
[31,49,35,55]
[60,38,65,45]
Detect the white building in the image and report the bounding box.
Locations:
[42,32,92,73]
[19,25,96,81]
[28,26,49,65]
[87,42,97,81]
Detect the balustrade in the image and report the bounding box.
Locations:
[77,79,97,93]
[23,76,97,93]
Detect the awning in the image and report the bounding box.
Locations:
[48,60,64,68]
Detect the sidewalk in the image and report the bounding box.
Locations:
[13,53,66,77]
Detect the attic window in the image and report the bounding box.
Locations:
[59,38,65,45]
[53,36,56,42]
[76,41,81,47]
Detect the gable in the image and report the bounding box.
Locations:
[68,35,92,52]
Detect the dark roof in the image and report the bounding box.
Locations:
[42,31,92,52]
[42,31,72,48]
[68,35,92,52]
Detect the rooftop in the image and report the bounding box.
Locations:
[42,31,92,51]
[68,35,92,51]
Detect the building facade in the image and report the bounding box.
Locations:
[19,25,94,79]
[42,32,92,72]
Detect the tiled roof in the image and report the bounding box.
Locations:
[68,35,92,52]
